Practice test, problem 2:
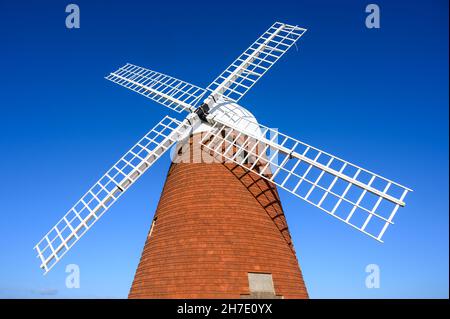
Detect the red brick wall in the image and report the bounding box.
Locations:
[128,138,308,299]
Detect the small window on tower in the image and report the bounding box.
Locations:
[147,216,157,239]
[241,273,283,299]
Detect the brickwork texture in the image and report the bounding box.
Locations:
[128,136,309,298]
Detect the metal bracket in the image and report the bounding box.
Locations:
[194,103,210,122]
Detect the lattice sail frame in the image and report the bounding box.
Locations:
[106,63,207,113]
[34,116,192,273]
[201,112,411,242]
[206,22,307,103]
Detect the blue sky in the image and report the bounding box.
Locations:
[0,0,448,298]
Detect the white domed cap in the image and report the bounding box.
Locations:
[193,100,262,137]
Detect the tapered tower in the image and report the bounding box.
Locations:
[128,132,309,298]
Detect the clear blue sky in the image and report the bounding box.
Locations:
[0,0,448,298]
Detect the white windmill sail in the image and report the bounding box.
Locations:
[205,22,307,104]
[201,110,411,242]
[36,21,412,275]
[34,116,192,273]
[106,63,208,113]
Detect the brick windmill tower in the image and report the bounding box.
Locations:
[34,22,411,299]
[128,105,309,298]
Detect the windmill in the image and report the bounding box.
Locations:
[35,22,411,298]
